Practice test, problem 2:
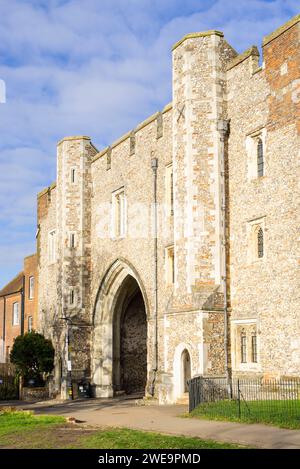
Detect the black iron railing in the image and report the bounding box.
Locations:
[0,364,18,400]
[188,376,300,426]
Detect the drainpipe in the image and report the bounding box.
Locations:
[150,155,158,396]
[217,119,230,387]
[21,275,25,336]
[2,296,6,360]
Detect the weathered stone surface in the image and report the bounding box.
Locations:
[121,292,147,393]
[36,15,300,403]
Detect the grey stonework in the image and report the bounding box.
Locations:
[37,16,300,403]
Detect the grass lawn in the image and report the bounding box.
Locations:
[0,410,244,449]
[189,399,300,429]
[73,428,243,449]
[0,408,65,439]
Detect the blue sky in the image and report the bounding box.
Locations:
[0,0,298,288]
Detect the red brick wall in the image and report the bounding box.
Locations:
[0,297,4,360]
[1,292,22,361]
[24,254,38,332]
[0,254,38,362]
[264,21,300,133]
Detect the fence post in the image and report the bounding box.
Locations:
[237,379,241,419]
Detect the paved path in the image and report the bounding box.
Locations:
[2,397,300,449]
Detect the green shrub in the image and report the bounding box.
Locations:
[10,331,54,385]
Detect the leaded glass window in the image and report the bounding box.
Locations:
[251,333,257,363]
[257,227,264,258]
[257,138,264,177]
[241,333,247,363]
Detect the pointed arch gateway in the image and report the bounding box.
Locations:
[91,259,149,398]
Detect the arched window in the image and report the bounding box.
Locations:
[257,138,264,177]
[257,227,264,258]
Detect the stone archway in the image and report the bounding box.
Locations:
[173,343,193,401]
[113,278,147,394]
[92,259,148,398]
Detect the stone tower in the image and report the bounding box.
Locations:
[171,31,237,377]
[56,136,96,397]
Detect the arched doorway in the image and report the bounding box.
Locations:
[181,349,191,393]
[113,276,147,395]
[92,259,148,398]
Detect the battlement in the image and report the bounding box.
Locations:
[57,135,91,146]
[263,13,300,46]
[92,102,173,164]
[226,46,259,71]
[172,30,224,51]
[37,181,56,199]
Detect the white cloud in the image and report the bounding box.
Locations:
[0,0,298,287]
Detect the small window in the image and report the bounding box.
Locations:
[12,302,20,326]
[28,316,33,332]
[112,189,126,238]
[70,289,75,305]
[251,333,257,363]
[257,138,264,177]
[232,320,258,371]
[48,230,56,264]
[70,233,75,248]
[257,227,264,258]
[166,246,175,285]
[71,168,76,183]
[247,217,266,264]
[246,129,266,180]
[166,164,174,216]
[29,276,34,299]
[241,333,247,363]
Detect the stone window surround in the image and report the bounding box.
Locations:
[246,216,266,264]
[231,318,261,372]
[111,187,127,239]
[245,127,266,181]
[165,244,175,285]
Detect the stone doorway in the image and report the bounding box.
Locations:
[112,275,147,395]
[92,260,149,399]
[181,349,191,393]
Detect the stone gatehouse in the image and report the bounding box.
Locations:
[36,14,300,403]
